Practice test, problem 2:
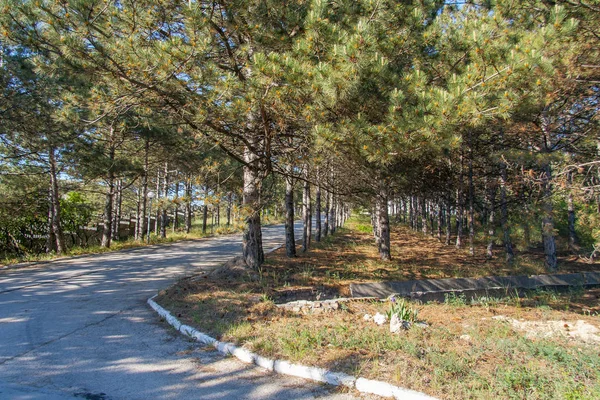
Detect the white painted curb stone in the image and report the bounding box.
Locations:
[148,295,437,399]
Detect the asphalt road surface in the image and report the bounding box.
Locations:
[0,222,371,400]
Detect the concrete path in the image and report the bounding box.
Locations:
[0,223,368,400]
[351,271,600,301]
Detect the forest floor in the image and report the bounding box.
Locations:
[158,216,600,399]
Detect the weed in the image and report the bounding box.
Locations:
[385,296,419,322]
[259,293,272,303]
[444,292,467,306]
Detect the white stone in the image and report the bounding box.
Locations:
[179,324,195,337]
[192,331,216,346]
[254,354,275,371]
[356,377,438,399]
[323,371,356,387]
[373,312,387,326]
[355,377,396,397]
[273,360,328,382]
[231,346,255,364]
[390,314,401,333]
[459,334,471,342]
[363,314,373,321]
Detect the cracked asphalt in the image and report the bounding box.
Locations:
[0,222,371,400]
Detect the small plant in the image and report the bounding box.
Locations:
[259,293,273,303]
[444,292,467,306]
[385,296,419,322]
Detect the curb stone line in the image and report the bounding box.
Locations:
[147,295,437,400]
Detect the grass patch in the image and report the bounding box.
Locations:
[157,215,600,399]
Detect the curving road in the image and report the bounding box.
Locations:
[0,223,369,400]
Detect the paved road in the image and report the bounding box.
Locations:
[0,223,368,400]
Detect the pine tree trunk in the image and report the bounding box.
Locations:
[500,162,514,263]
[185,178,192,234]
[429,202,435,236]
[567,172,579,252]
[421,198,428,235]
[227,193,232,226]
[378,185,391,260]
[173,179,179,233]
[285,166,296,258]
[137,140,149,240]
[101,177,114,248]
[135,186,141,240]
[456,152,464,249]
[437,202,443,240]
[101,130,116,249]
[330,194,336,235]
[155,168,161,236]
[445,197,452,245]
[541,162,558,271]
[202,185,208,234]
[302,167,311,253]
[486,179,496,258]
[315,181,322,242]
[160,163,169,238]
[468,141,475,256]
[112,179,122,241]
[46,184,56,253]
[48,146,66,253]
[408,196,415,230]
[324,190,330,237]
[242,148,264,270]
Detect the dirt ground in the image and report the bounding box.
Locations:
[260,220,599,302]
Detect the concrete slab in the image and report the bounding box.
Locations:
[350,271,600,300]
[584,271,600,285]
[530,273,586,288]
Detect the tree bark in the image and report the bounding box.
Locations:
[456,152,464,249]
[486,179,497,258]
[185,175,192,234]
[202,185,209,234]
[48,146,66,253]
[378,185,391,260]
[445,196,452,245]
[112,179,122,241]
[46,183,56,253]
[421,198,427,235]
[136,139,149,240]
[241,148,264,269]
[468,138,475,256]
[324,190,330,237]
[155,168,161,236]
[285,165,296,258]
[315,180,322,242]
[500,162,514,263]
[330,193,336,234]
[160,162,169,238]
[173,178,179,233]
[567,171,579,252]
[409,196,414,229]
[541,162,558,271]
[437,201,443,240]
[302,167,311,252]
[100,137,116,248]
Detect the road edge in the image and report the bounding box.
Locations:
[147,295,437,400]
